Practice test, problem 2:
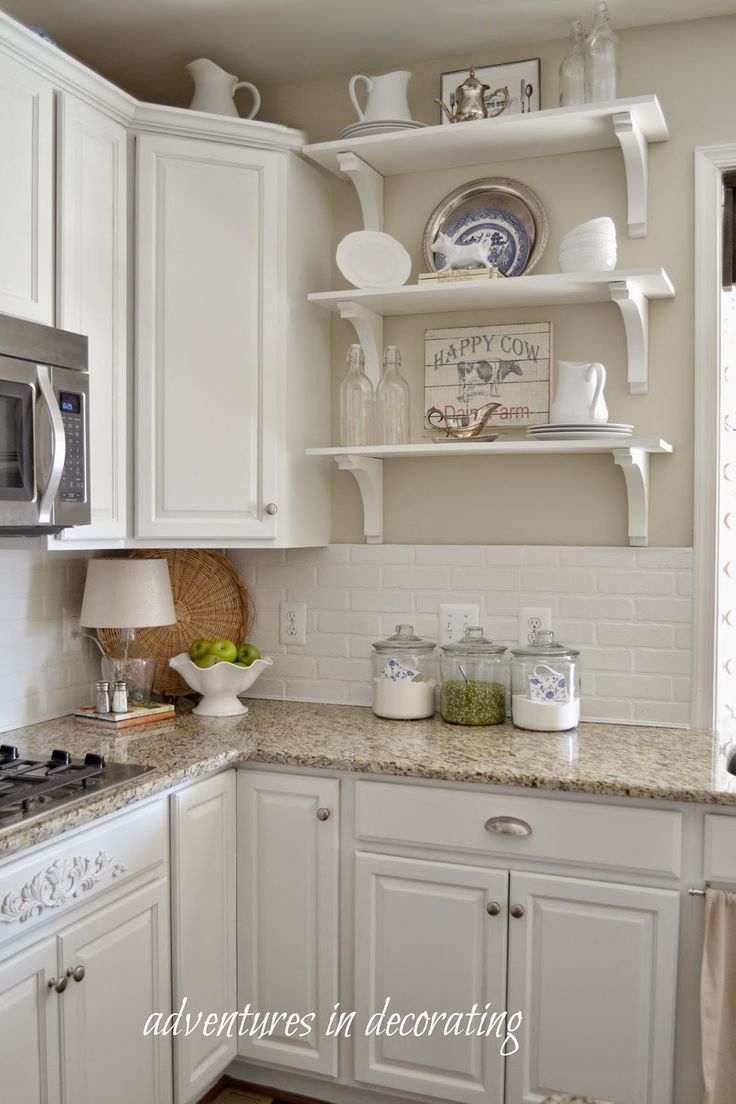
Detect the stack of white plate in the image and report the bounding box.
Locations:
[338,119,426,139]
[558,216,617,273]
[527,422,633,441]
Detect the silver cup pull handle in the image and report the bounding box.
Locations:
[484,815,533,837]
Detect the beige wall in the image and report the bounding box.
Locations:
[261,15,736,546]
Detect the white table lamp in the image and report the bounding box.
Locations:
[80,559,176,703]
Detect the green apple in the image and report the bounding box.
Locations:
[233,660,249,667]
[189,639,212,661]
[210,639,238,663]
[194,653,219,669]
[237,643,261,667]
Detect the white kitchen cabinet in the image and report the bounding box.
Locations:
[0,935,61,1104]
[237,771,339,1075]
[171,771,236,1104]
[135,131,331,545]
[58,876,172,1104]
[354,852,508,1104]
[505,871,680,1104]
[53,92,129,543]
[0,51,54,323]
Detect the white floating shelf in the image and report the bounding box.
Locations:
[306,439,673,547]
[303,96,669,238]
[309,269,674,394]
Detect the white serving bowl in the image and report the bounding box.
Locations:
[566,216,615,235]
[561,232,616,248]
[558,249,617,266]
[558,253,617,273]
[169,653,273,716]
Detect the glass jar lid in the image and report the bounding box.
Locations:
[511,629,580,659]
[372,624,436,654]
[441,626,507,655]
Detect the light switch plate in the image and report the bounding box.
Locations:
[438,603,481,646]
[279,601,307,646]
[518,606,552,646]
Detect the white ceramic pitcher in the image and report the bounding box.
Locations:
[349,70,413,122]
[550,361,608,424]
[187,58,261,119]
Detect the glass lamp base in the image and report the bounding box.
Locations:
[100,629,156,704]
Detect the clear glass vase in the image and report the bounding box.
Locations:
[559,21,587,106]
[339,344,374,446]
[585,1,618,103]
[375,345,410,445]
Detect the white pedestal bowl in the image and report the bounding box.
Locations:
[169,653,273,716]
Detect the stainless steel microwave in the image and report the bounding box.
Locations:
[0,312,90,536]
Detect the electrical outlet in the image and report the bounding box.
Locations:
[279,601,307,646]
[62,607,81,653]
[518,606,552,646]
[438,603,480,646]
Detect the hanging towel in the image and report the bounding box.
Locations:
[701,887,736,1103]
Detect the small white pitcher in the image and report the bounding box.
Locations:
[349,70,413,122]
[187,58,261,119]
[550,361,608,424]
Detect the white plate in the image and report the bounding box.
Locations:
[339,120,426,138]
[527,429,633,440]
[336,231,411,289]
[529,422,633,431]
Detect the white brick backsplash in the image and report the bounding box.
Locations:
[229,545,695,728]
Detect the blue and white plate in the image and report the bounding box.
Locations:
[435,207,531,277]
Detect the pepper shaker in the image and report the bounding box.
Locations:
[95,680,111,714]
[111,680,129,713]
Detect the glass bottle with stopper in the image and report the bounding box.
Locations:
[585,1,618,102]
[375,345,410,445]
[559,22,587,106]
[339,343,374,446]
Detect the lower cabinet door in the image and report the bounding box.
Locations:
[171,771,237,1104]
[354,852,509,1104]
[0,936,61,1104]
[58,879,172,1104]
[238,771,339,1076]
[505,871,680,1104]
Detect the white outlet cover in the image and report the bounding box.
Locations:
[518,606,552,646]
[438,603,481,646]
[279,601,307,646]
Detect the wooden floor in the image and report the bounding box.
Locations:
[198,1077,326,1104]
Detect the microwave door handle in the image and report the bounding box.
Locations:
[36,365,65,524]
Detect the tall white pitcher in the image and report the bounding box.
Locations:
[550,361,608,424]
[187,58,261,119]
[348,70,413,122]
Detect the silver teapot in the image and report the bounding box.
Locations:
[436,68,510,123]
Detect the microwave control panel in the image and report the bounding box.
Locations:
[59,392,86,502]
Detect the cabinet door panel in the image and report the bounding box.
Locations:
[506,872,679,1104]
[55,93,128,541]
[59,879,172,1104]
[0,936,60,1104]
[0,53,54,322]
[238,771,339,1075]
[171,772,236,1104]
[136,134,279,540]
[354,852,508,1104]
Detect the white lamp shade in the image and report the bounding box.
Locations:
[80,559,177,629]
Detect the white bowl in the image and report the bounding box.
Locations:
[558,252,617,273]
[561,232,616,248]
[558,250,617,267]
[566,217,615,234]
[169,652,273,716]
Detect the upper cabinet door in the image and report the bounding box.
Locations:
[55,93,128,542]
[0,54,54,323]
[0,935,61,1104]
[506,871,680,1104]
[353,852,509,1104]
[135,134,280,540]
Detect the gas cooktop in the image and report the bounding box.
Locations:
[0,745,155,830]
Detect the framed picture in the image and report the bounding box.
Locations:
[439,58,541,124]
[424,322,552,430]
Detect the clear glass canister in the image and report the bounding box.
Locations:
[511,630,581,731]
[371,625,437,720]
[440,627,509,726]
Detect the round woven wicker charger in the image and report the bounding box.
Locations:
[97,549,254,697]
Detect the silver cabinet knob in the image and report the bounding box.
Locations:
[485,816,533,837]
[510,904,526,919]
[486,901,501,917]
[265,502,278,516]
[66,965,85,983]
[316,807,331,821]
[48,976,67,994]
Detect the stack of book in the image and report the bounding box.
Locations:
[418,267,505,284]
[74,702,176,729]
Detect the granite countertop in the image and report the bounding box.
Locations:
[1,699,735,858]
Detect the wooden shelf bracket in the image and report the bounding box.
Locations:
[336,454,383,543]
[336,300,384,384]
[337,152,384,231]
[612,111,648,238]
[609,279,649,394]
[612,446,651,546]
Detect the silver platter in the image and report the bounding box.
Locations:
[421,176,548,276]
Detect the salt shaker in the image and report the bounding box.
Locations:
[95,680,111,714]
[111,680,129,713]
